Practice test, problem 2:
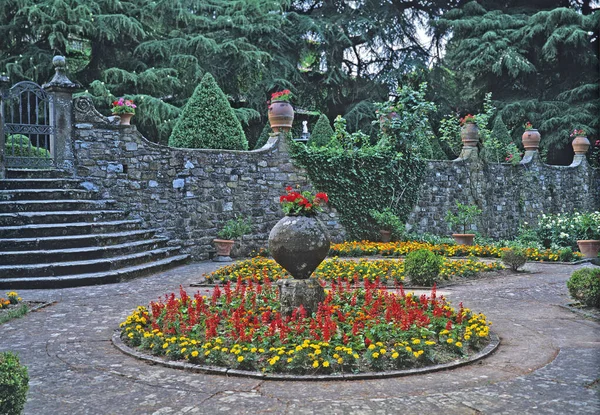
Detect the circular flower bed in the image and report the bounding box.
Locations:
[120,280,492,375]
[203,257,503,285]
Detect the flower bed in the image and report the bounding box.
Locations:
[329,241,583,262]
[204,257,503,285]
[120,282,491,375]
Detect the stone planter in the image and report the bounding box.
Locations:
[213,239,234,262]
[460,123,479,148]
[577,240,600,259]
[452,234,476,246]
[522,129,541,151]
[114,113,134,125]
[380,230,391,243]
[572,136,590,155]
[268,101,294,133]
[269,215,330,279]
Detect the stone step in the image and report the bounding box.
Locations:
[0,188,96,201]
[0,246,183,278]
[0,254,190,289]
[0,229,158,251]
[0,178,83,190]
[0,219,142,239]
[0,210,127,226]
[6,168,73,179]
[0,199,117,213]
[0,238,170,265]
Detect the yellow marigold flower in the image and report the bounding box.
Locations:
[313,360,319,368]
[128,333,134,338]
[412,339,421,345]
[314,349,321,355]
[181,348,187,353]
[323,361,330,368]
[368,344,376,350]
[191,350,199,358]
[237,356,244,363]
[163,343,169,349]
[372,352,380,359]
[258,348,265,353]
[455,342,463,348]
[392,352,399,359]
[333,353,340,359]
[251,347,257,353]
[405,346,412,352]
[447,338,454,344]
[337,358,343,364]
[353,353,359,359]
[464,335,471,341]
[380,349,386,354]
[205,350,210,356]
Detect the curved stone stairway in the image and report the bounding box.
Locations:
[0,169,189,289]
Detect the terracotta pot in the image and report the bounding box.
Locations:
[452,233,476,246]
[268,101,294,133]
[114,112,134,125]
[380,230,391,243]
[460,123,479,148]
[268,215,330,279]
[522,129,541,151]
[213,239,234,262]
[572,136,590,155]
[577,240,600,258]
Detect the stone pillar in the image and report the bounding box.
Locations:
[0,74,9,179]
[42,56,80,173]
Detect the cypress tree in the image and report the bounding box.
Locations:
[492,115,512,146]
[253,122,273,150]
[308,114,335,147]
[169,73,248,150]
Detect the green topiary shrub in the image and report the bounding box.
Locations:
[501,248,527,271]
[253,122,272,150]
[404,249,443,286]
[169,72,248,150]
[567,267,600,308]
[308,114,334,147]
[6,134,51,158]
[0,351,29,415]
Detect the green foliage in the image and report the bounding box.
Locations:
[501,248,527,271]
[404,249,443,286]
[0,351,29,415]
[169,73,248,150]
[308,114,334,147]
[5,135,51,159]
[567,268,600,308]
[537,212,600,249]
[253,123,273,150]
[369,208,404,235]
[445,202,482,234]
[217,217,252,240]
[558,247,576,262]
[438,115,462,159]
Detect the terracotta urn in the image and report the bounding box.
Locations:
[572,136,590,155]
[522,129,541,151]
[452,233,476,246]
[268,101,294,133]
[380,230,392,243]
[268,215,330,280]
[577,240,600,259]
[460,123,479,148]
[114,113,134,125]
[213,239,234,262]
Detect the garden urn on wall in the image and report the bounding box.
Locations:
[268,89,294,133]
[571,129,590,155]
[460,115,479,148]
[111,98,136,126]
[521,122,541,151]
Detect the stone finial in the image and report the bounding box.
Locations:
[42,55,81,90]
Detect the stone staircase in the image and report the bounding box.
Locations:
[0,169,189,289]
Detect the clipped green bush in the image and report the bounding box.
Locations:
[404,249,443,286]
[0,351,29,415]
[6,134,51,158]
[567,268,600,308]
[501,248,527,271]
[308,114,334,147]
[169,72,248,150]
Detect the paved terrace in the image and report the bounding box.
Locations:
[2,261,599,414]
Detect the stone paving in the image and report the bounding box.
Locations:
[1,261,599,414]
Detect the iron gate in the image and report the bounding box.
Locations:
[1,81,55,168]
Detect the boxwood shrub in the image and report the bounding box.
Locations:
[404,249,443,286]
[567,267,600,308]
[0,351,29,415]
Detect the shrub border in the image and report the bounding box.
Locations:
[112,331,499,381]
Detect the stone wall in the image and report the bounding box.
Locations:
[406,152,600,239]
[71,97,345,260]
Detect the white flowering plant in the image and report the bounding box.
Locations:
[537,212,600,249]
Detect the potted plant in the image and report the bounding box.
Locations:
[213,217,252,262]
[111,97,136,125]
[369,208,403,242]
[521,121,541,151]
[459,114,479,148]
[571,128,590,155]
[576,211,600,258]
[268,89,294,133]
[445,202,482,246]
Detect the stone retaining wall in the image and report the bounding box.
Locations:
[406,152,600,239]
[72,97,345,260]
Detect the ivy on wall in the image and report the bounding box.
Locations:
[292,144,424,240]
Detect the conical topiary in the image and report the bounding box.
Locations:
[169,73,248,150]
[492,115,512,146]
[308,114,334,147]
[253,122,273,149]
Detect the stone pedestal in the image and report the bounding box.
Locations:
[277,278,325,317]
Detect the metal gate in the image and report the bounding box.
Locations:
[1,81,55,168]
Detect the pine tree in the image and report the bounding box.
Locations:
[492,115,512,146]
[169,73,248,150]
[308,114,334,147]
